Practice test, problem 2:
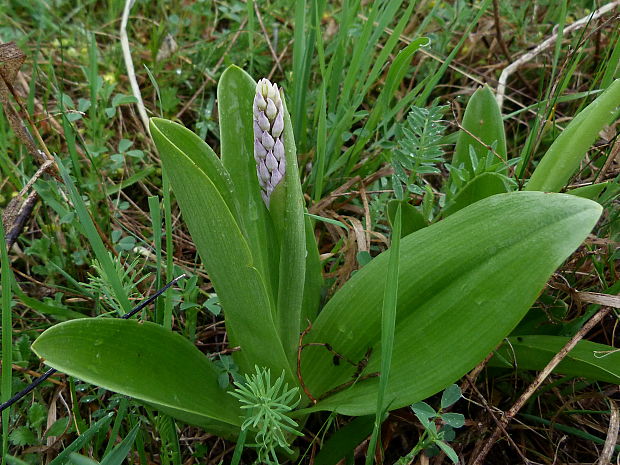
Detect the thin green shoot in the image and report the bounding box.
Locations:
[55,157,132,312]
[163,174,174,330]
[1,219,13,465]
[366,203,402,465]
[148,196,163,324]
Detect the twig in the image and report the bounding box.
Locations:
[594,137,620,183]
[491,0,537,97]
[297,320,317,404]
[463,374,533,465]
[120,0,150,134]
[470,306,613,465]
[597,399,619,465]
[253,3,284,75]
[450,104,509,167]
[496,1,620,110]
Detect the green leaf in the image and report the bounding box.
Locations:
[217,67,322,348]
[55,158,132,313]
[49,413,114,465]
[440,384,461,409]
[366,200,402,464]
[435,440,459,464]
[28,402,47,428]
[268,87,309,367]
[149,118,238,220]
[452,85,507,177]
[489,335,620,383]
[100,424,140,465]
[69,454,99,465]
[150,118,292,380]
[305,213,349,230]
[387,200,427,237]
[217,66,274,301]
[567,182,609,200]
[519,413,620,453]
[441,413,465,428]
[442,172,510,217]
[411,401,436,420]
[9,427,36,446]
[45,417,71,438]
[302,214,324,327]
[525,79,620,192]
[297,192,601,416]
[32,319,241,435]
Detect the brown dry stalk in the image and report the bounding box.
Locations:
[470,306,613,465]
[597,399,619,465]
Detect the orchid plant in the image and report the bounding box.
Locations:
[30,65,619,459]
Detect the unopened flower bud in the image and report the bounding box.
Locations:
[253,78,286,207]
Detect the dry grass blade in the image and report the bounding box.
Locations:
[120,0,149,134]
[495,1,620,110]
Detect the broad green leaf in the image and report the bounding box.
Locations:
[32,319,241,435]
[525,79,620,192]
[302,215,323,326]
[148,118,238,220]
[217,66,275,299]
[452,86,507,177]
[489,335,620,383]
[442,172,510,217]
[150,118,292,380]
[387,200,427,237]
[297,192,601,415]
[269,89,309,367]
[218,67,322,367]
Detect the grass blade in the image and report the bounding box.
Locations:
[56,158,131,313]
[525,79,620,192]
[49,413,115,465]
[1,222,13,465]
[366,203,401,464]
